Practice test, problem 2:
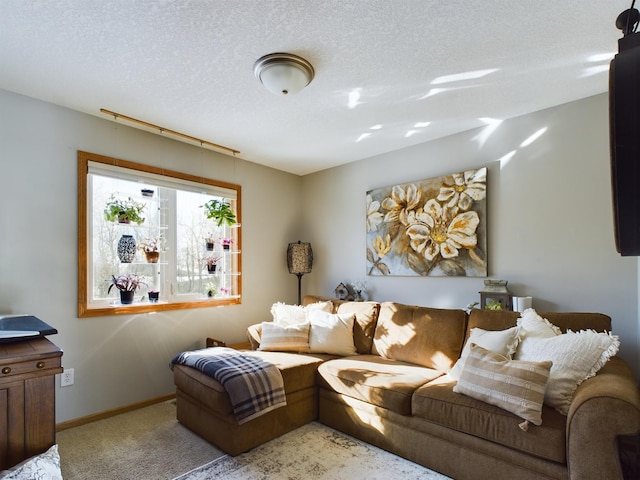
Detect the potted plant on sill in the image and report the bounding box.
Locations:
[107,274,147,305]
[104,195,146,225]
[220,238,233,250]
[203,255,221,274]
[138,235,166,263]
[204,281,217,298]
[202,199,236,227]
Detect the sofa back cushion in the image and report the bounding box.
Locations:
[303,295,380,354]
[467,309,612,339]
[372,302,467,371]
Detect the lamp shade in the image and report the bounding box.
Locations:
[254,53,314,96]
[287,241,313,275]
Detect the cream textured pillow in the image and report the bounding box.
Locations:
[449,326,521,381]
[270,301,333,326]
[514,309,620,415]
[0,444,62,480]
[308,310,357,356]
[258,322,311,352]
[453,343,552,426]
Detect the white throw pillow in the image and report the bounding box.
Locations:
[270,301,333,326]
[0,444,62,480]
[449,326,521,381]
[308,310,357,356]
[514,309,620,415]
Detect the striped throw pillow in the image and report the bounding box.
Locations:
[453,343,551,426]
[258,322,310,352]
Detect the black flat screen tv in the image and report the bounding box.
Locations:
[609,31,640,256]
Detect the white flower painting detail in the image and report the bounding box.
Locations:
[366,168,487,277]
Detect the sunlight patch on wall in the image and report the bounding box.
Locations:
[520,127,548,148]
[498,150,517,169]
[472,117,503,148]
[356,133,371,143]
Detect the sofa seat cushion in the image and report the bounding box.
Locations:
[174,351,331,415]
[317,355,443,415]
[372,302,467,372]
[412,375,567,463]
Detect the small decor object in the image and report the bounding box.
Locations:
[104,195,146,225]
[204,255,221,274]
[221,238,234,250]
[117,235,137,263]
[138,235,165,263]
[202,199,237,226]
[366,168,487,277]
[350,280,367,302]
[479,279,513,311]
[287,241,313,305]
[140,188,154,197]
[219,286,230,297]
[334,282,349,300]
[107,274,147,305]
[148,290,159,303]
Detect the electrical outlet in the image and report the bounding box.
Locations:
[60,368,74,387]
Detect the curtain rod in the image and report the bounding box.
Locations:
[100,108,240,156]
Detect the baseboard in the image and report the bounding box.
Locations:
[56,392,176,432]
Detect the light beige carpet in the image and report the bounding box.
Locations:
[56,399,224,480]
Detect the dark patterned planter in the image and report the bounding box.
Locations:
[117,235,136,263]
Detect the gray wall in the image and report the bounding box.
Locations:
[0,90,304,423]
[302,93,639,379]
[1,89,638,425]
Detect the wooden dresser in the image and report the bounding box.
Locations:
[0,338,63,469]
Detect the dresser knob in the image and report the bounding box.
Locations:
[36,361,45,369]
[1,367,10,375]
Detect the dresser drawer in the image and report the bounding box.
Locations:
[0,355,62,379]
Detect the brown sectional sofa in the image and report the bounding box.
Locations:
[172,295,640,480]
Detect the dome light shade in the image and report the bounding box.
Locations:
[254,53,314,96]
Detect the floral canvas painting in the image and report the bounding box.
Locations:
[366,168,487,277]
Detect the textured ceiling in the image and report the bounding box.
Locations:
[0,1,630,175]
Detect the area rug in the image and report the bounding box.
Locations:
[173,422,451,480]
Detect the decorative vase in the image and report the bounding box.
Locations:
[207,264,217,274]
[120,290,135,304]
[148,291,159,303]
[117,235,136,263]
[144,251,160,263]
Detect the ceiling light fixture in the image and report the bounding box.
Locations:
[254,53,314,96]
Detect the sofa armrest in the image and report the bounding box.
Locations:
[246,323,262,350]
[566,357,640,480]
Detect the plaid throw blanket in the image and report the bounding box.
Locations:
[170,347,286,424]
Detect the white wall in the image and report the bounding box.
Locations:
[302,94,639,379]
[0,90,304,422]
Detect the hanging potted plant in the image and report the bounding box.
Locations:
[104,195,146,225]
[203,255,221,274]
[220,238,233,250]
[107,274,147,305]
[137,235,166,263]
[201,199,236,227]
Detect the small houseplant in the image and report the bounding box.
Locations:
[138,235,166,263]
[205,234,216,251]
[104,195,146,225]
[107,274,147,304]
[204,281,217,298]
[202,199,236,227]
[221,238,233,250]
[203,255,221,273]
